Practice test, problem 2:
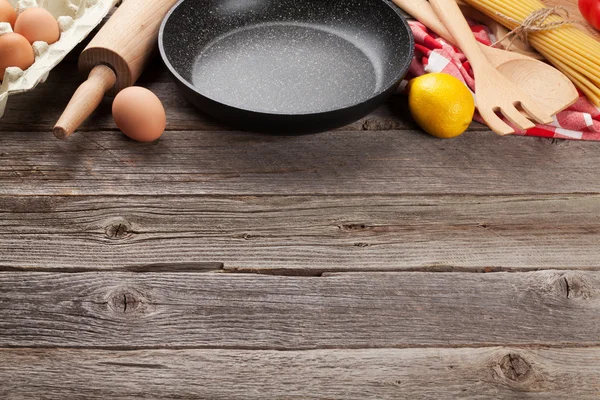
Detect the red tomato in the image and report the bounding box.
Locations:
[579,0,600,30]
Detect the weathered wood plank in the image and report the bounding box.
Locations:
[1,271,598,348]
[1,194,600,271]
[0,128,596,196]
[1,346,599,399]
[2,30,596,197]
[0,59,419,133]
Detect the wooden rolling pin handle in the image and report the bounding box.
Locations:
[53,64,117,140]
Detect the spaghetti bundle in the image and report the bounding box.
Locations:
[463,0,600,105]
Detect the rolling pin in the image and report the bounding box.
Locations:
[53,0,178,139]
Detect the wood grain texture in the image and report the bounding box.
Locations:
[1,271,599,348]
[0,2,597,399]
[2,194,600,271]
[1,347,600,399]
[0,128,597,196]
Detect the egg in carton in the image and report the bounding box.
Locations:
[0,0,119,118]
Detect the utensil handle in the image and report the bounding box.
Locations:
[53,65,117,140]
[429,0,488,68]
[79,0,179,94]
[391,0,455,44]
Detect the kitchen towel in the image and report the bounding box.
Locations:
[406,20,600,141]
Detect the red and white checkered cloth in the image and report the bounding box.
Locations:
[404,20,600,140]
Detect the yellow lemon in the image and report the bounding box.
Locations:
[408,73,475,139]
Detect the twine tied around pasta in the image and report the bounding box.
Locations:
[493,6,576,49]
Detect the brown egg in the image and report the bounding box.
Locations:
[112,87,166,142]
[0,0,16,28]
[14,7,60,44]
[0,32,35,79]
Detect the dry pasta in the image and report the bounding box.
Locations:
[463,0,600,105]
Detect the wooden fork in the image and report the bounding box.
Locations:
[429,0,554,135]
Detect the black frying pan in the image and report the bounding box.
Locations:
[159,0,414,133]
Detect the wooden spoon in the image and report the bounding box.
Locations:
[392,0,578,119]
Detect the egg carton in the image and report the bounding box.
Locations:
[0,0,119,118]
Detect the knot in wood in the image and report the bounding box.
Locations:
[361,117,397,131]
[499,354,533,383]
[560,272,598,301]
[108,287,148,315]
[491,351,547,392]
[340,223,367,231]
[105,220,133,240]
[234,233,256,240]
[540,137,568,146]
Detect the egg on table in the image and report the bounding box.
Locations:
[112,87,167,142]
[0,0,16,27]
[0,32,35,80]
[14,7,60,44]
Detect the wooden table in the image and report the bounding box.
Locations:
[2,4,600,398]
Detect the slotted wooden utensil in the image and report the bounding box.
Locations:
[391,0,578,117]
[429,0,554,135]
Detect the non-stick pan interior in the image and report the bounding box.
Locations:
[161,0,412,115]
